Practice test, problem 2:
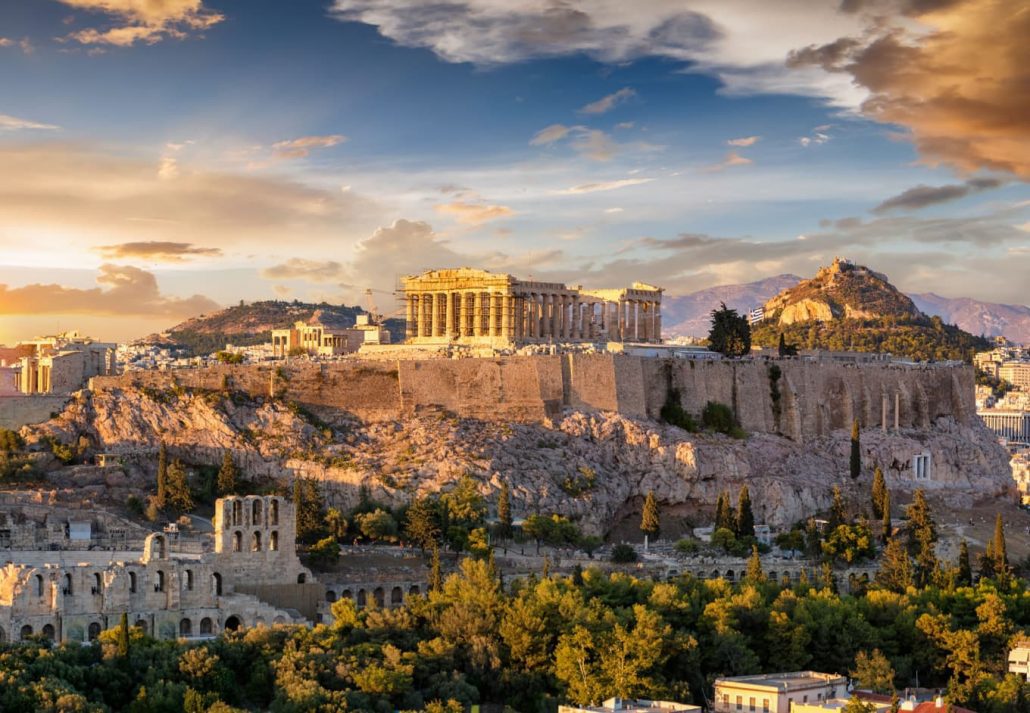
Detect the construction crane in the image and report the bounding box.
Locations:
[359,286,404,324]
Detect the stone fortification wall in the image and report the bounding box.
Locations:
[88,355,977,440]
[0,395,70,429]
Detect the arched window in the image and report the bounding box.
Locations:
[252,499,262,525]
[199,617,213,635]
[87,622,101,641]
[154,535,166,559]
[357,589,366,607]
[179,618,192,637]
[269,531,279,551]
[63,573,73,596]
[185,569,194,591]
[20,624,33,640]
[409,585,420,596]
[373,587,385,607]
[155,570,165,592]
[129,572,137,593]
[232,531,242,552]
[42,624,55,640]
[326,590,337,602]
[391,586,403,606]
[35,574,44,597]
[342,589,352,600]
[213,572,223,596]
[224,615,241,631]
[232,500,242,526]
[93,573,102,594]
[251,531,262,552]
[297,573,306,584]
[269,499,279,525]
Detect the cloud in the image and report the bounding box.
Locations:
[0,37,33,54]
[579,87,636,114]
[614,122,635,130]
[59,0,224,47]
[798,127,831,147]
[604,207,624,214]
[530,124,618,161]
[0,114,60,131]
[94,241,223,262]
[0,264,219,317]
[873,177,1006,213]
[434,200,516,226]
[727,136,760,147]
[787,0,1030,177]
[707,151,753,171]
[529,124,573,146]
[261,258,346,282]
[556,178,653,195]
[271,135,347,159]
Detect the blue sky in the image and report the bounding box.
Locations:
[0,0,1026,342]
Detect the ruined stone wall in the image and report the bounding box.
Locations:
[0,394,70,429]
[88,356,978,439]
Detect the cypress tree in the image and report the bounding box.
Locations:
[881,489,892,544]
[736,485,755,539]
[871,466,887,519]
[745,543,765,583]
[876,537,912,593]
[117,612,130,657]
[850,419,862,479]
[714,492,728,531]
[216,450,238,496]
[497,482,512,539]
[641,490,661,540]
[165,459,194,512]
[430,543,442,591]
[156,441,168,507]
[906,489,938,587]
[957,541,972,586]
[778,333,787,358]
[828,486,847,531]
[992,513,1008,573]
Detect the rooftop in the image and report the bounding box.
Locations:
[715,672,847,691]
[559,698,701,713]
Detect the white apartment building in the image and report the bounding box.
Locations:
[713,672,848,713]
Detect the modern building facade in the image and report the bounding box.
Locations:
[713,672,848,713]
[400,267,663,346]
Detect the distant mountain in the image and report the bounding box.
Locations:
[662,274,801,337]
[147,301,405,355]
[911,293,1030,344]
[751,258,989,362]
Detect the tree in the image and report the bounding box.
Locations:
[842,698,877,713]
[293,478,326,543]
[745,544,765,583]
[355,509,399,542]
[880,489,892,544]
[216,451,238,496]
[957,541,972,586]
[707,302,751,358]
[871,466,887,519]
[611,544,637,563]
[906,489,938,587]
[640,491,660,550]
[430,543,442,591]
[404,497,440,552]
[828,486,847,531]
[980,514,1010,583]
[851,649,896,693]
[715,492,736,533]
[736,485,755,539]
[117,612,130,657]
[850,420,862,480]
[307,537,340,568]
[777,333,797,357]
[325,507,348,539]
[165,459,194,512]
[876,536,912,592]
[496,482,513,540]
[156,441,168,507]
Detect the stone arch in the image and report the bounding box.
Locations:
[342,588,352,600]
[725,570,735,582]
[179,618,192,637]
[88,622,101,641]
[711,569,720,579]
[64,572,73,596]
[252,499,263,526]
[357,589,367,607]
[212,572,223,596]
[155,570,165,592]
[270,499,280,526]
[93,572,102,594]
[409,585,420,596]
[20,624,33,640]
[154,535,166,558]
[134,619,148,635]
[129,571,137,593]
[768,571,778,583]
[252,531,262,552]
[255,617,266,627]
[199,617,213,635]
[273,615,286,625]
[42,623,55,640]
[373,587,385,607]
[35,574,44,596]
[232,531,242,552]
[297,573,306,584]
[224,615,241,631]
[270,531,279,551]
[326,590,337,603]
[391,586,403,606]
[232,500,242,526]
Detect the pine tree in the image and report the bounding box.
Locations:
[745,543,765,583]
[828,486,847,531]
[850,420,862,480]
[294,478,326,543]
[708,302,751,357]
[117,612,130,657]
[715,491,736,533]
[405,496,440,552]
[430,544,442,591]
[497,482,512,540]
[165,459,194,512]
[736,485,755,539]
[876,536,912,593]
[906,489,938,587]
[871,466,887,519]
[992,513,1008,574]
[881,489,892,544]
[957,540,972,586]
[821,561,837,592]
[641,490,661,541]
[156,441,168,507]
[216,450,238,496]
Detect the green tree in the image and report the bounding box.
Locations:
[216,450,238,496]
[842,698,877,713]
[117,612,130,657]
[828,486,847,531]
[708,302,751,357]
[165,459,194,512]
[736,485,755,539]
[640,490,660,548]
[871,465,887,519]
[906,489,938,587]
[442,474,487,528]
[156,441,168,507]
[957,541,973,586]
[611,543,637,563]
[745,544,765,583]
[876,536,912,592]
[881,489,892,544]
[851,648,896,693]
[850,420,862,479]
[555,626,604,706]
[430,543,442,591]
[404,496,440,551]
[325,507,348,539]
[293,477,326,543]
[496,482,513,540]
[980,514,1010,583]
[355,508,399,542]
[715,491,736,533]
[307,537,340,568]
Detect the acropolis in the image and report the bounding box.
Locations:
[400,267,664,346]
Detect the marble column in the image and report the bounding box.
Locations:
[551,294,561,340]
[489,294,500,336]
[501,295,512,338]
[654,302,662,342]
[420,294,431,337]
[617,300,626,341]
[405,295,416,340]
[445,291,455,338]
[570,297,580,340]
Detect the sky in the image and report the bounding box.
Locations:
[0,0,1027,343]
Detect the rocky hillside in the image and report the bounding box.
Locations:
[663,274,800,338]
[22,383,1011,537]
[147,300,405,355]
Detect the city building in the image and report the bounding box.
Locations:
[1010,641,1030,680]
[400,267,663,347]
[559,699,701,713]
[0,331,116,395]
[999,362,1030,391]
[791,698,890,713]
[271,312,391,358]
[977,408,1030,447]
[713,672,848,713]
[1012,452,1030,506]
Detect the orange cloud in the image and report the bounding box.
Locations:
[59,0,223,47]
[94,241,222,262]
[434,200,515,225]
[271,135,347,159]
[789,0,1030,178]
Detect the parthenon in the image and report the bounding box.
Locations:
[400,268,662,346]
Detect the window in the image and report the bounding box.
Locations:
[269,531,279,551]
[723,695,730,709]
[93,573,102,594]
[803,696,808,704]
[270,500,279,525]
[63,573,73,596]
[252,531,262,552]
[232,500,242,526]
[750,697,755,711]
[185,569,194,591]
[252,499,262,525]
[763,700,769,712]
[35,574,44,597]
[737,696,743,710]
[232,531,242,552]
[129,572,137,593]
[155,570,165,592]
[213,572,222,596]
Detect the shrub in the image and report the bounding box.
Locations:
[701,401,745,438]
[675,538,700,555]
[660,389,699,432]
[611,543,637,563]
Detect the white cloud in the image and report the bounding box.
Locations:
[727,136,760,147]
[530,124,618,161]
[604,207,625,213]
[557,178,653,195]
[0,113,60,131]
[529,124,573,146]
[434,200,516,225]
[271,134,347,159]
[579,87,636,114]
[706,150,753,171]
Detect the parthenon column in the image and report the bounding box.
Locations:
[429,293,440,337]
[551,294,561,340]
[640,302,651,342]
[489,294,500,336]
[445,291,456,338]
[617,300,626,341]
[654,302,661,342]
[501,295,512,338]
[472,292,483,337]
[570,296,580,340]
[419,294,430,337]
[405,295,416,340]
